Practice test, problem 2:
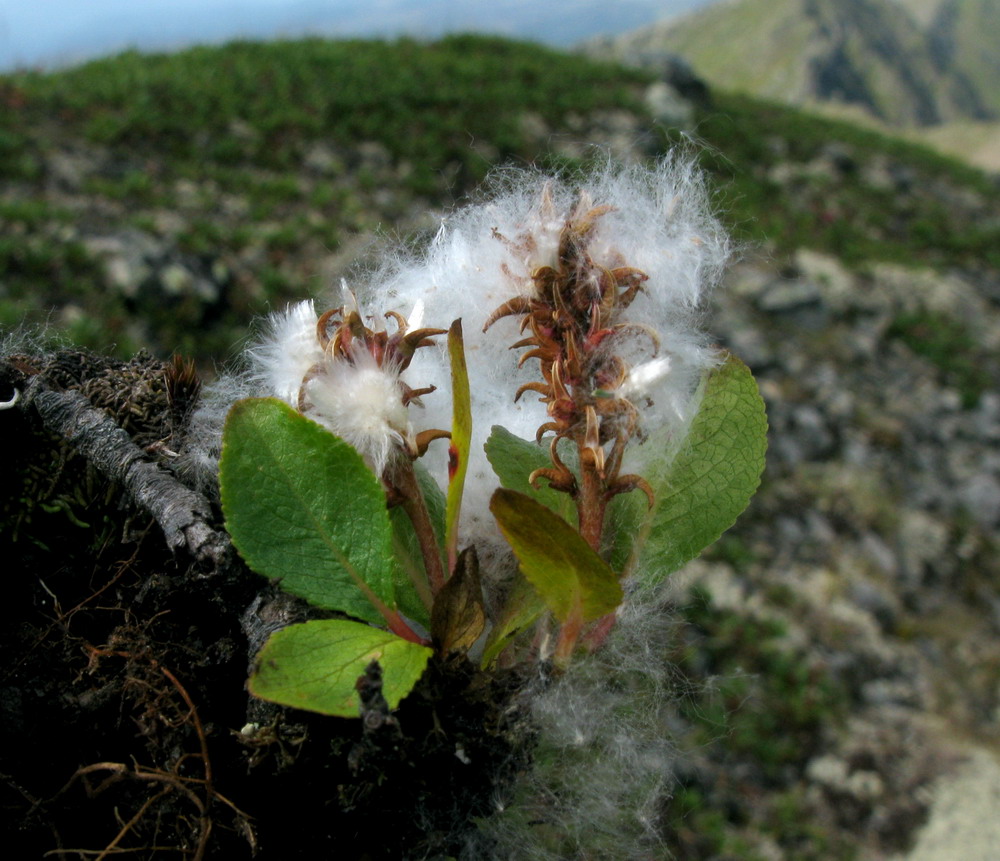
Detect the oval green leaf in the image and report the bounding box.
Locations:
[484,425,576,522]
[249,619,433,716]
[489,488,622,623]
[634,353,767,583]
[220,398,395,625]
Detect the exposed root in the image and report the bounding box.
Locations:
[39,648,254,860]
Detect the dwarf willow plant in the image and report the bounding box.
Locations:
[218,159,767,717]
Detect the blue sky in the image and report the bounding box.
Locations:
[0,0,713,72]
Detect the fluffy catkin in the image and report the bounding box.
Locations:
[369,155,729,547]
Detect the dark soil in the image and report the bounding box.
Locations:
[0,351,530,860]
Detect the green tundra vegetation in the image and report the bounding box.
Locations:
[0,35,997,362]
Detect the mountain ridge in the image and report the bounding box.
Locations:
[596,0,997,127]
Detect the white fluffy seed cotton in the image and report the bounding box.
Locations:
[245,297,418,476]
[365,155,730,531]
[301,347,413,476]
[248,300,323,407]
[184,155,730,537]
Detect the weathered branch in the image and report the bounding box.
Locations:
[22,380,230,571]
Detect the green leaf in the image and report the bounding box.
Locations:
[249,619,432,717]
[636,354,767,584]
[480,569,546,667]
[220,398,395,625]
[605,489,646,573]
[486,426,638,573]
[484,425,576,523]
[389,509,433,629]
[489,489,622,623]
[445,319,472,565]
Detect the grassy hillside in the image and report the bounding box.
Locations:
[606,0,991,125]
[0,36,652,359]
[0,35,997,363]
[688,90,1000,264]
[933,0,1000,115]
[2,36,650,180]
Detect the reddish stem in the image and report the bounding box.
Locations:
[349,555,431,645]
[553,600,585,668]
[393,459,447,594]
[576,451,607,554]
[582,611,618,652]
[383,607,430,645]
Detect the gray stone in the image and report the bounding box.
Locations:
[860,534,899,576]
[159,263,194,297]
[902,751,1000,861]
[644,81,693,127]
[757,278,828,327]
[959,474,1000,528]
[862,678,922,707]
[82,230,163,298]
[303,143,344,176]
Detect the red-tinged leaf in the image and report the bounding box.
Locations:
[430,546,486,655]
[489,488,622,624]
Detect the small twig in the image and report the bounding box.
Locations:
[21,381,229,570]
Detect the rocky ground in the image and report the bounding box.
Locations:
[676,243,1000,858]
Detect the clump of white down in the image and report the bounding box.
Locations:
[366,155,729,539]
[183,156,729,528]
[457,589,684,859]
[251,294,416,476]
[182,292,417,482]
[303,343,413,477]
[247,297,323,406]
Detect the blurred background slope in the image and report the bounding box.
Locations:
[2,1,1000,857]
[594,0,1000,171]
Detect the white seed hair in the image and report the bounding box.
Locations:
[302,345,413,476]
[368,154,729,545]
[247,299,323,407]
[180,154,729,543]
[466,585,685,859]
